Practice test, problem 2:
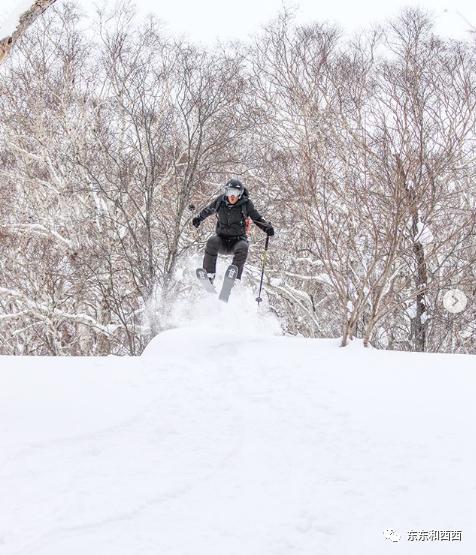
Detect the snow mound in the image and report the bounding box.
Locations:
[2,326,476,555]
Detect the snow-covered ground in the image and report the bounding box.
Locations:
[1,285,475,554]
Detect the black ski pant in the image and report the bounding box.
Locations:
[203,235,249,279]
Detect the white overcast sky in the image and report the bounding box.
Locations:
[1,0,476,44]
[84,0,476,43]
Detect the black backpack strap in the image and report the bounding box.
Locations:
[241,201,248,220]
[214,197,224,216]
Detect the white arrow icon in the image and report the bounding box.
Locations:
[443,289,468,314]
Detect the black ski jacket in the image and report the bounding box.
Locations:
[196,188,272,239]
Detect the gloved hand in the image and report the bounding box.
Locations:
[266,225,275,237]
[192,217,201,228]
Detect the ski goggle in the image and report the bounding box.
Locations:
[225,187,243,198]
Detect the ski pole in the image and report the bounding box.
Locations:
[256,235,270,306]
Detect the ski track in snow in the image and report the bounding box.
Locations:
[1,286,476,554]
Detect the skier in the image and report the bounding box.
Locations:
[192,179,274,285]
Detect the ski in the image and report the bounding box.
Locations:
[196,268,216,293]
[219,264,238,302]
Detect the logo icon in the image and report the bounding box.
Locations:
[383,529,401,542]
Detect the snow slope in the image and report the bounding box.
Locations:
[1,286,475,554]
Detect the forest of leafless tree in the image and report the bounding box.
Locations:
[1,2,475,354]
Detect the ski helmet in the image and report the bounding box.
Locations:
[224,179,244,199]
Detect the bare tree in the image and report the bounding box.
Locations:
[248,10,476,350]
[0,2,250,353]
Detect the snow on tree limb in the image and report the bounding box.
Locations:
[2,224,73,248]
[0,287,119,335]
[0,0,57,65]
